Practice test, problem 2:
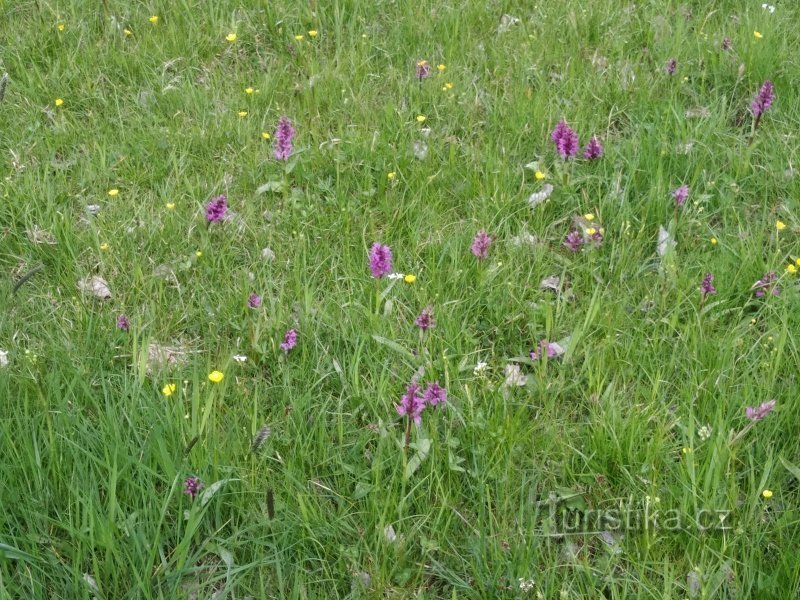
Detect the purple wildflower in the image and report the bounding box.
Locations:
[589,228,604,248]
[368,243,392,278]
[416,60,431,81]
[422,381,447,407]
[471,230,493,259]
[754,272,780,298]
[665,58,677,76]
[672,185,689,208]
[751,80,775,119]
[280,329,298,352]
[745,399,776,422]
[273,116,296,161]
[415,305,435,330]
[564,230,584,252]
[530,340,559,361]
[183,476,203,500]
[700,273,716,298]
[248,293,262,309]
[721,37,732,51]
[396,382,426,425]
[551,119,580,159]
[206,194,227,223]
[583,136,603,160]
[116,314,129,332]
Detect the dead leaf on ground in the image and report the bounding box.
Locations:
[77,276,112,300]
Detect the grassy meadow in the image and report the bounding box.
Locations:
[2,0,800,597]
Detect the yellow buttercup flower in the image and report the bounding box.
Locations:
[226,33,237,42]
[776,220,786,231]
[162,383,177,396]
[195,250,203,257]
[762,489,773,499]
[124,29,133,37]
[57,23,65,32]
[584,213,595,221]
[294,35,304,42]
[437,64,446,72]
[387,171,396,180]
[208,370,224,383]
[710,237,718,245]
[149,15,159,24]
[535,171,546,180]
[404,274,417,284]
[54,98,64,107]
[682,447,692,455]
[416,115,426,123]
[308,30,318,37]
[245,87,254,94]
[107,188,119,197]
[261,132,270,140]
[754,31,763,39]
[586,227,597,236]
[166,202,175,210]
[796,258,800,267]
[100,242,110,251]
[442,82,453,91]
[238,111,248,117]
[786,264,797,274]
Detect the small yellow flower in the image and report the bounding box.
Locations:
[238,111,248,117]
[786,264,797,274]
[57,23,65,32]
[208,370,224,383]
[149,15,159,24]
[437,64,446,72]
[754,31,763,39]
[682,447,692,455]
[404,274,417,284]
[584,213,595,221]
[416,115,426,123]
[195,250,203,257]
[54,98,64,107]
[387,171,396,180]
[226,33,237,42]
[245,87,254,94]
[166,202,175,210]
[100,242,110,251]
[162,383,177,396]
[710,237,718,245]
[796,258,800,267]
[261,132,271,140]
[776,220,786,231]
[124,29,133,37]
[442,82,454,91]
[762,489,773,499]
[682,76,688,83]
[308,30,318,37]
[107,188,119,197]
[535,171,546,180]
[294,34,304,42]
[586,227,597,236]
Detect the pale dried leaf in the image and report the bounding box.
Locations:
[685,106,710,119]
[497,14,521,33]
[503,364,527,388]
[528,183,554,207]
[383,524,397,543]
[657,226,675,257]
[77,276,112,300]
[26,226,57,245]
[412,140,428,160]
[0,349,8,367]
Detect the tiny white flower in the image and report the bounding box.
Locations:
[698,425,712,441]
[387,272,405,280]
[473,361,489,375]
[233,354,248,363]
[762,3,775,13]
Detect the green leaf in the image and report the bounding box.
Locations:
[371,335,415,360]
[256,181,285,194]
[353,482,373,500]
[404,438,432,479]
[780,456,800,482]
[0,542,37,562]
